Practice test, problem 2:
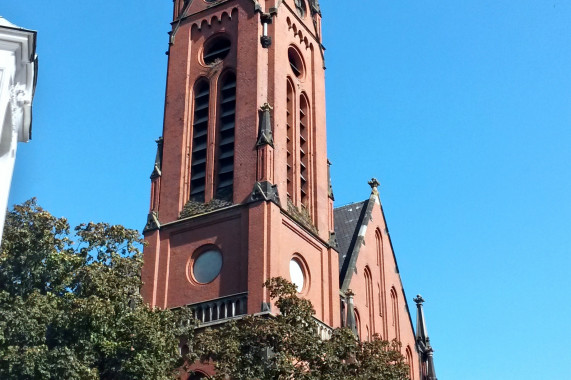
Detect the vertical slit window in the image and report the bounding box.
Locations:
[377,228,387,338]
[215,72,236,201]
[190,80,209,202]
[365,267,375,336]
[299,94,309,207]
[377,283,382,339]
[286,80,294,199]
[406,346,415,380]
[391,287,400,341]
[354,308,361,341]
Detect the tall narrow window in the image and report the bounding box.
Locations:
[377,283,382,339]
[390,287,400,341]
[376,228,382,266]
[299,94,309,207]
[286,80,294,199]
[190,80,209,202]
[406,346,415,380]
[215,72,236,201]
[376,229,388,337]
[364,268,371,307]
[354,308,361,341]
[364,267,375,336]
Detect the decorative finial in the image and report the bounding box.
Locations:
[256,103,274,147]
[260,102,273,112]
[327,159,334,200]
[151,136,164,179]
[414,294,425,305]
[368,178,380,189]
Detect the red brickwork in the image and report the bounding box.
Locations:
[344,196,419,379]
[141,1,421,378]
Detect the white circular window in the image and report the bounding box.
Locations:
[193,249,223,284]
[289,258,305,292]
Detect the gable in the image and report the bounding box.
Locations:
[334,189,417,353]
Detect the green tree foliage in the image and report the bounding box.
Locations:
[195,277,410,380]
[0,200,195,380]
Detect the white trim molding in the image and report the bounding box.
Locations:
[0,17,37,242]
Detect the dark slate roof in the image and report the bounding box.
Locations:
[334,200,368,273]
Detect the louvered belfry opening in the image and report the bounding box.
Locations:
[286,80,295,200]
[203,36,231,65]
[299,94,309,207]
[190,80,210,202]
[288,47,303,78]
[215,72,236,201]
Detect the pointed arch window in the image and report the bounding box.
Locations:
[364,266,375,336]
[299,93,310,208]
[190,79,209,202]
[377,282,383,339]
[406,346,415,380]
[285,47,312,212]
[376,228,383,266]
[376,228,387,338]
[354,308,362,341]
[186,36,235,206]
[216,72,236,201]
[286,79,295,199]
[390,287,400,341]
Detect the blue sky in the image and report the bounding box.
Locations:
[5,1,571,379]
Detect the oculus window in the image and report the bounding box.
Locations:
[289,258,305,292]
[203,36,231,65]
[193,249,223,283]
[288,46,304,78]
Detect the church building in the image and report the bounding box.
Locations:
[140,1,437,379]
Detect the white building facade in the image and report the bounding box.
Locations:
[0,17,37,242]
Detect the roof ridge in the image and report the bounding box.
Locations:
[333,199,367,210]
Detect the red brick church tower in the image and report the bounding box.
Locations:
[141,1,437,379]
[141,0,339,328]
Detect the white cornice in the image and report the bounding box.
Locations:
[0,18,37,142]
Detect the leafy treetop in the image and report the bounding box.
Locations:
[194,277,411,380]
[0,199,195,380]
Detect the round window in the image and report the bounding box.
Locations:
[288,46,304,78]
[289,258,305,292]
[193,249,223,284]
[203,36,231,65]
